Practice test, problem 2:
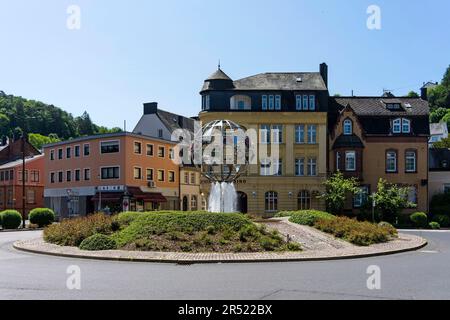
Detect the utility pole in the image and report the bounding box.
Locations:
[21,135,26,229]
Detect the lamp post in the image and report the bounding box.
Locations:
[372,192,376,223]
[21,135,26,229]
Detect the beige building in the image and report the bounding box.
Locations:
[180,166,204,211]
[429,148,450,199]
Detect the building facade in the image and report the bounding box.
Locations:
[198,64,330,216]
[43,132,180,219]
[328,96,430,214]
[429,148,450,198]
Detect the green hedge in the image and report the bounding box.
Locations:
[432,215,450,228]
[288,210,335,226]
[410,212,428,228]
[0,210,22,229]
[29,208,55,227]
[79,234,117,251]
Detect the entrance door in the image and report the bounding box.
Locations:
[182,196,189,211]
[237,192,248,213]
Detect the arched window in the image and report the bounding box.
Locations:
[402,119,411,133]
[393,119,402,133]
[230,95,251,110]
[190,195,198,211]
[298,190,311,210]
[265,191,278,212]
[343,119,353,135]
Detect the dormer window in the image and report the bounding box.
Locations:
[393,118,411,134]
[230,95,251,110]
[386,103,401,110]
[343,119,353,135]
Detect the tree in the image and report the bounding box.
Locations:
[371,179,416,223]
[75,111,95,136]
[432,137,450,149]
[0,113,10,137]
[407,91,419,98]
[28,133,61,150]
[428,65,450,110]
[430,107,449,123]
[320,171,360,214]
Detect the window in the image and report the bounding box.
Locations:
[354,186,369,208]
[205,95,210,110]
[134,142,142,154]
[275,159,282,176]
[405,150,417,173]
[27,190,35,205]
[158,129,163,138]
[265,191,278,212]
[231,95,251,110]
[275,95,281,110]
[75,169,81,182]
[296,95,302,110]
[393,118,411,134]
[134,167,142,180]
[146,144,154,156]
[169,171,175,183]
[336,152,341,171]
[157,170,165,182]
[83,144,90,156]
[393,119,401,133]
[75,145,80,157]
[169,148,175,160]
[269,95,274,110]
[260,125,271,144]
[58,171,63,183]
[309,95,316,110]
[158,146,165,158]
[101,167,119,180]
[101,141,120,154]
[191,196,198,211]
[343,119,353,135]
[66,147,71,159]
[295,125,305,144]
[18,170,28,182]
[295,158,305,176]
[386,151,397,172]
[262,95,268,110]
[184,172,189,184]
[298,190,311,210]
[272,125,283,144]
[308,158,317,176]
[407,186,417,204]
[66,170,72,182]
[30,170,39,183]
[303,95,308,110]
[84,168,91,181]
[58,149,63,160]
[50,172,55,184]
[345,151,356,171]
[190,173,196,184]
[50,150,55,161]
[146,168,154,181]
[260,159,272,176]
[402,119,411,133]
[308,125,317,144]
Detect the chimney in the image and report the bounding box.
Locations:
[143,102,158,115]
[320,63,328,88]
[421,86,428,101]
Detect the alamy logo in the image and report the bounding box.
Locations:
[367,5,382,30]
[366,265,381,290]
[66,265,81,290]
[66,5,81,30]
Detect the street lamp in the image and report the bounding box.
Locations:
[372,192,376,223]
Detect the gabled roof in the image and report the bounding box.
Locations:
[331,97,429,116]
[156,109,195,134]
[232,72,327,91]
[0,154,44,170]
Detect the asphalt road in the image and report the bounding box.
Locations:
[0,230,449,300]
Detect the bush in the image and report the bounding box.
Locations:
[0,210,22,229]
[378,222,398,237]
[29,208,55,227]
[274,211,295,218]
[314,217,396,246]
[44,213,116,246]
[429,222,441,230]
[79,234,117,251]
[289,210,335,226]
[432,215,450,228]
[410,212,428,228]
[430,193,450,215]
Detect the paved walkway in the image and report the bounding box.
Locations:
[13,219,427,264]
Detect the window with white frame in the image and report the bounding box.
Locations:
[308,158,317,176]
[260,125,271,144]
[402,119,411,133]
[269,96,275,110]
[308,125,317,144]
[265,191,278,212]
[295,125,305,144]
[272,125,283,144]
[303,95,308,110]
[336,152,341,171]
[275,95,281,110]
[296,95,302,110]
[345,151,356,171]
[262,95,268,110]
[354,186,369,208]
[386,151,397,172]
[309,95,316,110]
[393,118,411,134]
[295,158,305,176]
[393,119,402,133]
[298,190,311,210]
[343,119,353,135]
[405,150,417,172]
[260,158,272,176]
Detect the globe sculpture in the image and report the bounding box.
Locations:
[193,120,250,213]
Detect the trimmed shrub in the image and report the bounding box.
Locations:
[289,210,335,226]
[79,234,117,251]
[29,208,55,227]
[314,217,396,246]
[44,213,116,246]
[410,212,428,228]
[0,210,22,229]
[432,215,450,228]
[429,222,441,230]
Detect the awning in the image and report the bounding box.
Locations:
[127,187,167,203]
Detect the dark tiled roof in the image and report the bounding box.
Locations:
[206,69,232,81]
[332,135,365,149]
[157,109,195,133]
[233,72,327,91]
[357,116,430,135]
[332,97,429,116]
[430,148,450,171]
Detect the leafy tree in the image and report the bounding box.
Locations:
[428,65,450,111]
[371,179,416,223]
[0,113,10,137]
[430,107,449,123]
[432,137,450,148]
[406,91,419,98]
[28,133,61,150]
[320,171,360,214]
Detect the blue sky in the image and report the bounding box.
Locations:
[0,0,449,129]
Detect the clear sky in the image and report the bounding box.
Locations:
[0,0,449,129]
